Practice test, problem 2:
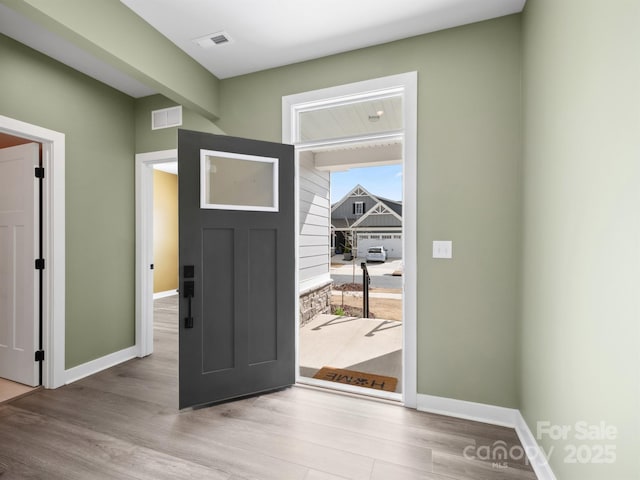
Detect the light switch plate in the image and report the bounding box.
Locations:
[433,240,452,259]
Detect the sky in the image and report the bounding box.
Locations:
[330,164,403,203]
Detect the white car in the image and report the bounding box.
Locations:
[365,246,387,263]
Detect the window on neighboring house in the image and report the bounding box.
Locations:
[353,201,365,215]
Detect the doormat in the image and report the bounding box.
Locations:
[313,367,397,393]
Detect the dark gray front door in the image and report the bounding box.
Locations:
[178,130,295,409]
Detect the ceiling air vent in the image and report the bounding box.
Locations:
[210,34,229,45]
[151,106,182,130]
[193,31,233,48]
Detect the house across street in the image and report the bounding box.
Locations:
[331,184,402,259]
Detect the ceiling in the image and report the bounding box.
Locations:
[0,1,525,98]
[121,0,526,79]
[299,96,403,143]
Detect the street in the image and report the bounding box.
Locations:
[330,257,402,289]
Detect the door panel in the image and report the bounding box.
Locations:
[201,227,235,373]
[0,143,39,386]
[178,131,295,409]
[248,228,278,365]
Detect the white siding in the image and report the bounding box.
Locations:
[299,151,330,283]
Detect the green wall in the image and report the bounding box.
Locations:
[521,1,640,478]
[219,15,523,408]
[0,34,136,368]
[1,0,220,120]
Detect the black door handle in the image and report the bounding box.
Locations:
[184,279,194,328]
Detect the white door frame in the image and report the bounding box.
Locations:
[0,115,66,389]
[283,72,418,408]
[135,149,177,357]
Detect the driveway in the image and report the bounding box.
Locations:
[330,256,402,289]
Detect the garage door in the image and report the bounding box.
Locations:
[357,233,402,259]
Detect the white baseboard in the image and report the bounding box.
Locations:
[153,289,178,299]
[64,346,138,385]
[417,394,556,480]
[417,393,519,427]
[515,411,557,480]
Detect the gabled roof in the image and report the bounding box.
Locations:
[374,195,402,216]
[350,201,403,228]
[331,184,402,230]
[331,184,379,214]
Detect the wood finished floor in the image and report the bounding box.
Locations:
[0,296,537,479]
[0,378,39,405]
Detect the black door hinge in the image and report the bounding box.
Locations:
[35,258,45,270]
[35,167,45,178]
[35,350,45,362]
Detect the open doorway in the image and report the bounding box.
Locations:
[0,134,41,401]
[283,72,417,406]
[0,115,66,392]
[301,158,404,398]
[135,149,178,357]
[152,162,179,300]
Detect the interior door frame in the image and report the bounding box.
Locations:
[282,72,418,408]
[0,115,66,389]
[135,149,177,358]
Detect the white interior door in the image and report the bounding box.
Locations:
[0,143,39,386]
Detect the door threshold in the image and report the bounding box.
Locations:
[296,376,402,404]
[0,378,42,405]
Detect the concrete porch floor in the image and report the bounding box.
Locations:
[299,314,403,393]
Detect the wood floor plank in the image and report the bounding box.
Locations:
[0,405,230,480]
[190,395,434,474]
[433,451,537,480]
[303,469,352,480]
[0,296,536,480]
[370,460,451,480]
[11,387,310,480]
[249,389,476,455]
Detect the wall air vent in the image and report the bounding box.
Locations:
[151,106,182,130]
[193,31,234,48]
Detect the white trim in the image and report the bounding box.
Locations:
[417,393,519,427]
[153,290,178,300]
[0,115,65,389]
[283,72,418,408]
[401,72,418,408]
[334,226,402,232]
[64,346,138,384]
[297,131,404,153]
[515,412,558,480]
[199,149,279,212]
[293,147,301,393]
[417,394,556,480]
[135,149,178,358]
[350,200,403,228]
[298,376,401,402]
